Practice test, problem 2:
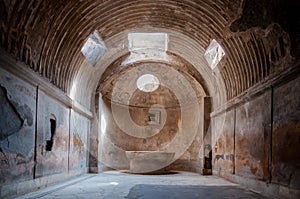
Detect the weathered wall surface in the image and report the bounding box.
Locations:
[212,109,235,178]
[105,101,180,151]
[69,110,89,171]
[272,76,300,189]
[168,99,205,173]
[212,75,300,196]
[0,68,36,184]
[35,90,70,177]
[0,63,91,197]
[235,92,271,181]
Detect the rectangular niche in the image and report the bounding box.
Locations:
[148,109,161,125]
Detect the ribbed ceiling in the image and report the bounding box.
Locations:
[0,0,297,108]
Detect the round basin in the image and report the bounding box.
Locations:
[125,151,175,174]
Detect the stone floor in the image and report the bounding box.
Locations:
[16,171,270,199]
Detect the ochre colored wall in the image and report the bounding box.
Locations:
[212,75,300,193]
[235,92,271,181]
[272,76,300,189]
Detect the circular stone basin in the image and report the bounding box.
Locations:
[125,151,175,174]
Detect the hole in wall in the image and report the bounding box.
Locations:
[46,114,56,151]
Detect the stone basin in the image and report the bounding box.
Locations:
[125,151,175,174]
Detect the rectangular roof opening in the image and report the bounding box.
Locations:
[128,33,168,52]
[81,31,106,66]
[204,39,225,70]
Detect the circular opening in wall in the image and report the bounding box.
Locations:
[137,74,160,92]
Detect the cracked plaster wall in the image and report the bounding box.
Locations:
[0,68,36,184]
[0,66,90,187]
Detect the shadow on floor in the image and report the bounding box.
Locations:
[122,170,179,175]
[126,185,270,199]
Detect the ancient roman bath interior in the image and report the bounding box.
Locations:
[0,0,299,198]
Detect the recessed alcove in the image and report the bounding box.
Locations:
[98,61,209,173]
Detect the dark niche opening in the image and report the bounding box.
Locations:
[46,115,56,151]
[148,113,156,122]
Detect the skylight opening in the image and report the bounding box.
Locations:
[204,39,225,70]
[137,74,160,92]
[81,31,106,66]
[128,33,168,52]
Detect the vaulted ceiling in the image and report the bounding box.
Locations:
[0,0,299,109]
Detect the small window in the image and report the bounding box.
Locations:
[204,39,225,69]
[81,31,106,66]
[46,115,56,151]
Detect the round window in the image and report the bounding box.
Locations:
[136,74,160,92]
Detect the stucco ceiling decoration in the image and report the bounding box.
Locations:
[0,0,298,107]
